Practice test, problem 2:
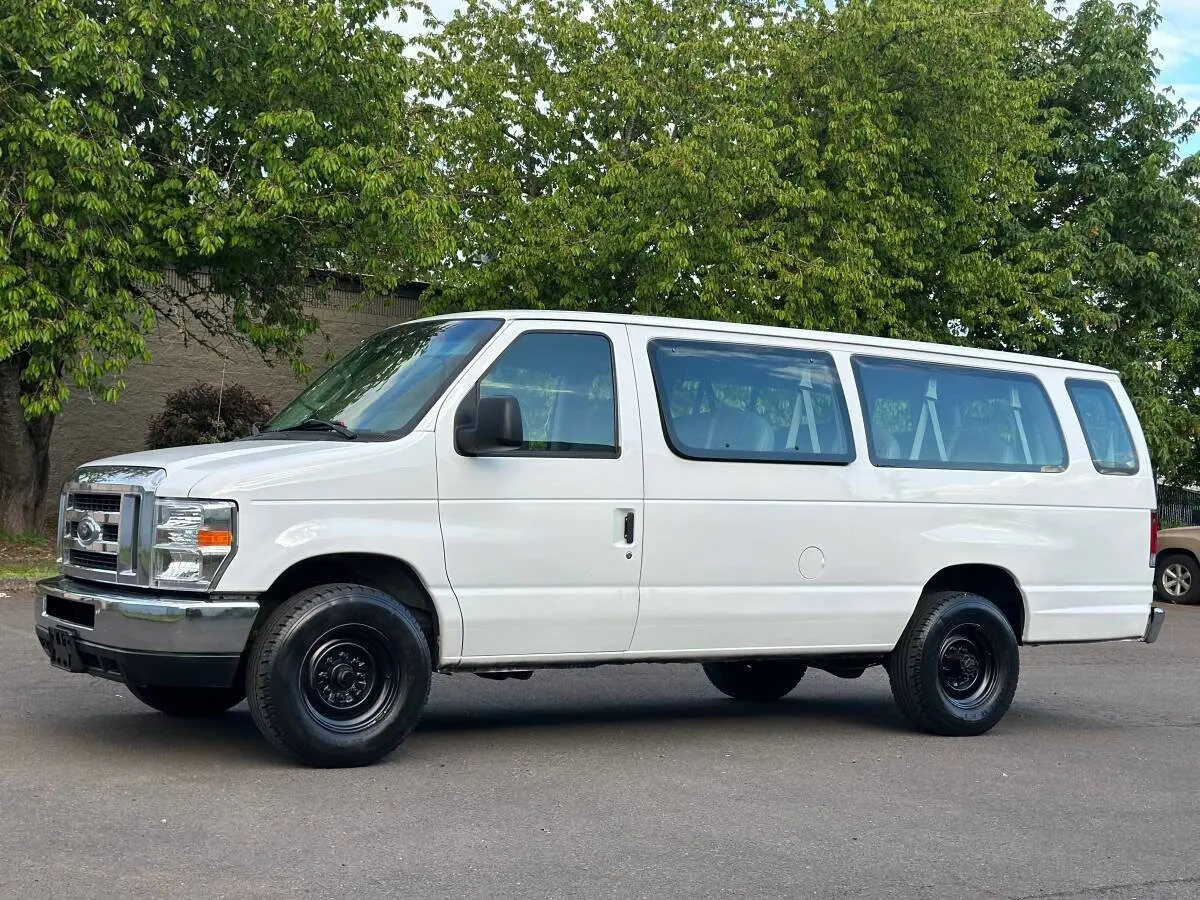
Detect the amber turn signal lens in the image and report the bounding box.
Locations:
[197,529,234,547]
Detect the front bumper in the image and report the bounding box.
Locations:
[34,575,259,688]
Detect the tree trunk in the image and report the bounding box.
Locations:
[0,355,55,536]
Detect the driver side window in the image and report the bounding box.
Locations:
[475,331,618,456]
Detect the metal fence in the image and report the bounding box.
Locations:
[1159,484,1200,528]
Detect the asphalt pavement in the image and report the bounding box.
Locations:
[2,585,1198,899]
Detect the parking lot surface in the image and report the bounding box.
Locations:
[2,586,1198,899]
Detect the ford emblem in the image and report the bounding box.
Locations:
[75,516,101,547]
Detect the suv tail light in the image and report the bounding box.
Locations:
[1150,510,1159,567]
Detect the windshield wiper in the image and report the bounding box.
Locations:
[270,418,358,440]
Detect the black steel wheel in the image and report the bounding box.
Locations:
[247,583,432,767]
[702,659,807,702]
[887,591,1018,736]
[299,625,401,734]
[127,683,245,717]
[936,625,999,711]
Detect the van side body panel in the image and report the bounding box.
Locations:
[627,324,1155,655]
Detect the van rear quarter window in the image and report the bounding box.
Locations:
[1066,379,1139,474]
[853,357,1067,472]
[648,339,854,463]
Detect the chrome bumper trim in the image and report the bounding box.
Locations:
[1144,607,1165,644]
[35,575,258,655]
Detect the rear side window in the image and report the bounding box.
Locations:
[853,357,1066,471]
[1066,379,1139,474]
[648,339,854,464]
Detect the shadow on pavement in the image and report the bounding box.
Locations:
[22,682,1125,770]
[416,691,913,736]
[25,691,920,766]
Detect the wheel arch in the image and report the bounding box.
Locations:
[920,564,1026,643]
[1157,545,1199,567]
[252,553,443,660]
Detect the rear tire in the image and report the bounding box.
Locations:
[886,591,1019,736]
[702,659,807,701]
[1156,553,1200,605]
[246,583,432,768]
[127,683,245,717]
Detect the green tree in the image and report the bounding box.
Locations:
[422,0,1058,333]
[763,0,1064,342]
[421,0,787,320]
[0,0,448,532]
[424,0,1200,482]
[1028,0,1200,484]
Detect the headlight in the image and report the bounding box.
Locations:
[152,499,237,590]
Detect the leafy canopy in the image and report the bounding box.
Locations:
[3,0,1198,485]
[422,0,1057,333]
[421,0,1200,481]
[0,0,450,417]
[1028,0,1200,482]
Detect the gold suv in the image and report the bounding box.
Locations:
[1157,527,1200,604]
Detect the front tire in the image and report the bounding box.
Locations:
[702,659,807,701]
[886,591,1018,736]
[1156,553,1200,605]
[246,583,432,768]
[127,683,245,717]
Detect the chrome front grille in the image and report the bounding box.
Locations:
[58,467,165,586]
[67,549,119,571]
[69,493,122,513]
[61,488,136,581]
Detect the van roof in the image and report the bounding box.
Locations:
[421,310,1115,375]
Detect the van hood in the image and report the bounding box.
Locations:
[77,440,356,497]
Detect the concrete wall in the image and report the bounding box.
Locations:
[48,274,421,502]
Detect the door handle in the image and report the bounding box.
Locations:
[623,511,636,545]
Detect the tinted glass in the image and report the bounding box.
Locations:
[270,319,501,435]
[648,340,854,463]
[1067,380,1139,474]
[854,357,1066,471]
[478,331,617,454]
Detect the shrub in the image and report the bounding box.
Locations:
[146,382,275,449]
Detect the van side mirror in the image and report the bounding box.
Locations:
[456,394,524,455]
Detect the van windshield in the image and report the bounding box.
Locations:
[266,318,502,438]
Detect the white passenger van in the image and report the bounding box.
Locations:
[36,312,1164,766]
